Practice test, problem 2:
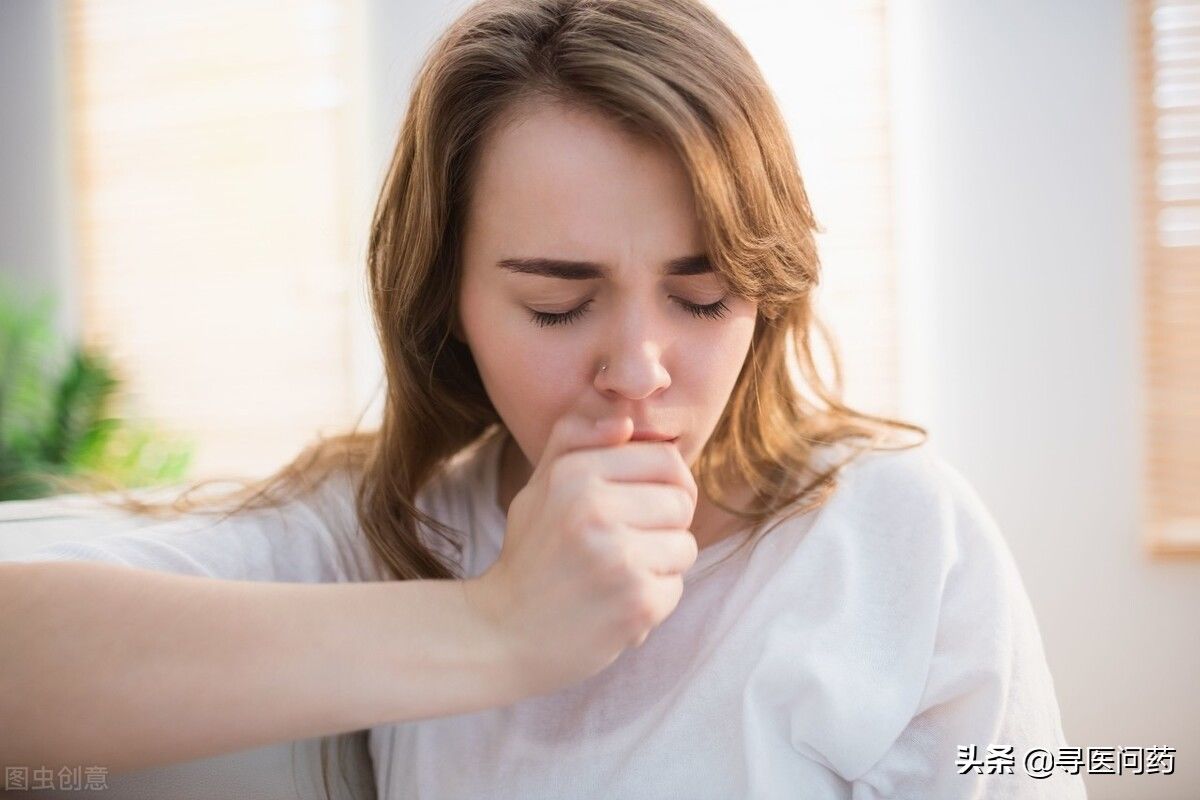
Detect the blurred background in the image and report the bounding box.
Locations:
[0,0,1195,797]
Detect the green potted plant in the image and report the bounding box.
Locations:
[0,281,193,501]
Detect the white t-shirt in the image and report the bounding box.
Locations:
[10,431,1088,799]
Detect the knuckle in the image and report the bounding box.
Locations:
[600,546,635,586]
[579,532,629,582]
[675,487,694,522]
[678,460,698,499]
[676,530,699,563]
[664,576,684,609]
[562,501,587,534]
[623,585,657,629]
[575,498,612,533]
[564,481,607,530]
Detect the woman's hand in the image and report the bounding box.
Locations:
[462,402,699,699]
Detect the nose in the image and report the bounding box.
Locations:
[593,306,672,401]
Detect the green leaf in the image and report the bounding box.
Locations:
[0,277,194,499]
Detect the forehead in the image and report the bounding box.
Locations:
[463,97,701,263]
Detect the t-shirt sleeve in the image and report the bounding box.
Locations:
[4,470,385,584]
[849,456,1088,800]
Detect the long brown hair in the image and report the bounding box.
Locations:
[45,0,925,796]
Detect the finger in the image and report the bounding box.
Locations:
[630,573,686,647]
[598,483,696,530]
[534,404,631,479]
[579,442,697,507]
[623,529,699,576]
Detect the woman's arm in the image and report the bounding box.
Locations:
[0,560,517,775]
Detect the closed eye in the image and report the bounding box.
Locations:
[527,296,731,328]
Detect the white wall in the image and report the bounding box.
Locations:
[889,1,1198,797]
[0,0,77,346]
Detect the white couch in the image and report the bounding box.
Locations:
[0,493,376,800]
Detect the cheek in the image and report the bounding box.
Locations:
[485,353,581,471]
[460,296,579,450]
[687,317,755,393]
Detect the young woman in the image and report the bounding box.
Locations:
[0,0,1085,797]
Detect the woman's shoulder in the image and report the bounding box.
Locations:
[299,465,395,581]
[786,442,1076,794]
[817,436,959,506]
[763,440,1046,782]
[806,437,1011,574]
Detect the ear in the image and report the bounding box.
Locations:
[449,312,466,343]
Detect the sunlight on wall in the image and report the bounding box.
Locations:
[707,0,901,420]
[68,0,374,480]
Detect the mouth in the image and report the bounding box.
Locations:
[630,432,679,443]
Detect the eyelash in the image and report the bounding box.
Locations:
[527,297,731,328]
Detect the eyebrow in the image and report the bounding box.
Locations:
[496,254,712,280]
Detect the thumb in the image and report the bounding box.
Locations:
[534,410,631,478]
[592,414,633,440]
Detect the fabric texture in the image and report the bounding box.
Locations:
[9,431,1087,799]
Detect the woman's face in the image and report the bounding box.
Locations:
[457,98,757,479]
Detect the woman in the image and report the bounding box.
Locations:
[0,0,1085,797]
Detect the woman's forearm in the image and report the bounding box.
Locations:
[0,561,519,774]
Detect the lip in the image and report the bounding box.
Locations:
[630,431,678,442]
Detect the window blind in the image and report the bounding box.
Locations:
[1133,0,1200,554]
[66,0,372,481]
